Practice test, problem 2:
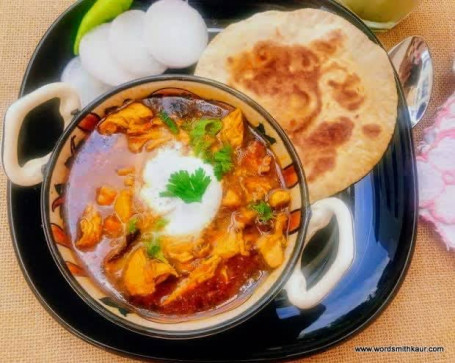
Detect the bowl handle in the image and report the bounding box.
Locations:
[2,83,81,186]
[284,197,354,309]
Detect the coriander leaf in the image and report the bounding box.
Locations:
[74,0,133,55]
[126,217,138,234]
[193,138,213,159]
[250,201,274,222]
[160,168,211,203]
[153,217,169,231]
[191,119,223,138]
[159,111,179,134]
[213,144,233,180]
[189,119,222,157]
[145,235,167,262]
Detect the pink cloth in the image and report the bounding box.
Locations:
[417,92,455,249]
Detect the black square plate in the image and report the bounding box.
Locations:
[7,0,417,360]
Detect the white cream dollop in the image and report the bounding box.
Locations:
[140,144,222,236]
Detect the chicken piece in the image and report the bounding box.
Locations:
[98,103,154,135]
[172,262,195,275]
[213,230,247,259]
[269,189,291,209]
[234,208,257,229]
[240,141,267,172]
[222,189,242,208]
[177,129,191,145]
[162,239,195,263]
[124,175,135,187]
[114,189,133,222]
[257,213,289,268]
[103,214,123,238]
[274,213,289,233]
[127,128,166,153]
[193,239,211,259]
[150,116,164,126]
[98,116,128,135]
[221,108,244,148]
[126,117,154,135]
[126,121,154,135]
[242,176,273,201]
[123,248,177,297]
[258,155,273,174]
[96,186,117,206]
[123,248,154,296]
[76,205,103,250]
[163,255,221,305]
[257,234,284,268]
[117,167,135,176]
[150,260,178,285]
[120,102,153,121]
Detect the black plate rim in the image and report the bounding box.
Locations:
[6,0,418,360]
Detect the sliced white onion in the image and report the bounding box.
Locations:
[61,57,111,107]
[80,23,137,86]
[144,0,208,68]
[109,10,167,77]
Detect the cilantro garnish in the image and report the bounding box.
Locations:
[160,167,211,203]
[250,201,274,222]
[212,144,233,180]
[186,118,233,180]
[185,119,233,180]
[189,119,223,157]
[191,119,223,138]
[159,111,179,134]
[145,235,167,262]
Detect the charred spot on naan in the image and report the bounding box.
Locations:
[307,156,336,183]
[322,62,365,111]
[304,117,354,148]
[311,30,345,58]
[293,117,354,182]
[362,124,382,139]
[327,73,365,111]
[227,41,322,131]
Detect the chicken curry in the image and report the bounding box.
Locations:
[65,94,291,316]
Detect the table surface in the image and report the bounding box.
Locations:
[1,0,454,362]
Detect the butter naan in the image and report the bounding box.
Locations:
[195,9,398,202]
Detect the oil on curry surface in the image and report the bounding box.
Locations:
[53,93,302,316]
